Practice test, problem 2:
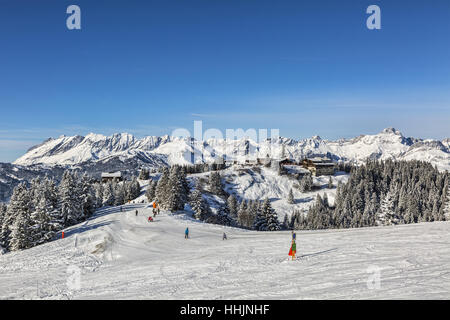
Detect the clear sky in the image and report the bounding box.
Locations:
[0,0,449,162]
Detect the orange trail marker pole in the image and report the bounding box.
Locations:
[62,231,64,239]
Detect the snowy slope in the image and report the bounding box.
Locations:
[189,166,349,221]
[13,128,450,171]
[1,203,450,299]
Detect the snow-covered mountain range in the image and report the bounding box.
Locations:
[1,127,448,203]
[13,128,450,171]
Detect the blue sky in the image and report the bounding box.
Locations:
[0,0,449,162]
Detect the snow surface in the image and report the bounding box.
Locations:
[1,203,450,299]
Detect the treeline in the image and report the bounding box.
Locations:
[291,160,450,230]
[0,171,141,252]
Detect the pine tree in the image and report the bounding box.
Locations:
[227,195,238,218]
[9,211,33,251]
[287,189,294,204]
[93,183,104,208]
[114,183,126,206]
[262,198,281,231]
[376,189,402,226]
[253,201,267,231]
[299,175,313,192]
[205,204,232,226]
[167,166,187,212]
[1,183,31,250]
[189,188,208,220]
[128,177,141,201]
[282,214,289,230]
[32,196,56,245]
[102,181,115,207]
[145,180,157,202]
[80,174,95,219]
[328,176,333,189]
[156,168,170,208]
[59,171,83,227]
[0,203,7,250]
[209,171,225,196]
[443,184,450,221]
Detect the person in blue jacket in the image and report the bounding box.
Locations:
[185,227,189,239]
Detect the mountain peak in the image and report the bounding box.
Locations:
[381,127,403,136]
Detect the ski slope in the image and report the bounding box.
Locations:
[1,204,450,299]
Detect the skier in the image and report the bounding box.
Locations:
[148,216,153,222]
[289,239,297,261]
[135,210,138,216]
[185,227,189,239]
[223,232,227,240]
[291,230,296,241]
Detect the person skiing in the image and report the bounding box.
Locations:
[135,210,138,216]
[148,216,153,222]
[185,227,189,239]
[289,239,297,261]
[223,232,227,240]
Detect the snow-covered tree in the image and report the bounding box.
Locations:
[376,189,402,226]
[0,203,8,249]
[299,175,313,192]
[328,176,333,189]
[31,196,56,245]
[9,211,33,251]
[114,183,126,206]
[262,198,281,231]
[252,201,267,231]
[166,166,187,212]
[189,188,208,220]
[126,177,141,202]
[145,180,157,202]
[443,185,450,221]
[156,167,170,207]
[282,214,289,230]
[1,183,31,250]
[79,174,95,219]
[209,171,225,196]
[227,195,238,218]
[287,189,294,204]
[93,183,104,208]
[59,171,83,227]
[238,200,255,228]
[102,181,115,207]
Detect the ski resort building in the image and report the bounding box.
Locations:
[300,157,336,176]
[101,171,123,182]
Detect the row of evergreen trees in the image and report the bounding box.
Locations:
[226,195,282,230]
[294,160,450,230]
[0,172,142,252]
